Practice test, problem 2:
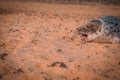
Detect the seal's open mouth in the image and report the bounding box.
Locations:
[81,34,88,40]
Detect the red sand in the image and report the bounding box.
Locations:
[0,2,120,80]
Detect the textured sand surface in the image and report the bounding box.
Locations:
[0,2,120,80]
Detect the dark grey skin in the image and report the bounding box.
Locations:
[76,16,120,43]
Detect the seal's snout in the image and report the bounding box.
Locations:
[76,27,82,35]
[76,27,88,41]
[76,27,81,31]
[76,27,86,33]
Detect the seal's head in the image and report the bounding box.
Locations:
[76,19,102,41]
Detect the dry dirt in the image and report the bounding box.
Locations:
[0,1,120,80]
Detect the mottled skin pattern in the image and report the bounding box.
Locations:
[77,16,120,43]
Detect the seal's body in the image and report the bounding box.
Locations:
[76,16,120,43]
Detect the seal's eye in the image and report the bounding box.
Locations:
[86,26,89,28]
[86,25,90,29]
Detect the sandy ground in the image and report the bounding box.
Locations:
[0,1,120,80]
